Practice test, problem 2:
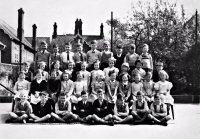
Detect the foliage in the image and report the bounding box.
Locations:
[107,0,200,94]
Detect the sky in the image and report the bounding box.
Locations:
[0,0,200,38]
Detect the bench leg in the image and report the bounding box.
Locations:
[171,105,174,120]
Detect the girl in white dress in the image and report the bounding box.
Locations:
[131,74,143,101]
[143,72,155,102]
[71,72,87,104]
[154,70,174,105]
[91,61,104,83]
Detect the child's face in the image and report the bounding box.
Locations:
[63,73,69,81]
[156,65,163,71]
[40,95,48,103]
[159,73,166,81]
[40,64,45,70]
[77,46,82,52]
[145,74,151,82]
[81,94,88,102]
[135,75,140,83]
[97,92,104,100]
[91,44,97,50]
[122,75,128,82]
[41,44,47,51]
[94,63,99,70]
[54,63,60,69]
[23,65,29,71]
[142,46,148,53]
[122,66,128,72]
[53,47,59,53]
[109,61,115,68]
[104,44,109,51]
[77,74,82,81]
[129,47,135,53]
[81,64,87,70]
[154,97,161,105]
[116,48,122,54]
[136,62,142,69]
[19,94,27,102]
[19,73,25,80]
[68,63,73,69]
[65,45,70,52]
[59,96,66,103]
[110,73,116,81]
[36,72,42,80]
[51,72,57,79]
[136,94,143,102]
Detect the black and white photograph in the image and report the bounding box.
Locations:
[0,0,200,139]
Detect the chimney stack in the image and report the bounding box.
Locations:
[100,23,104,38]
[74,19,79,35]
[32,24,37,52]
[79,19,82,36]
[52,22,57,39]
[17,8,24,40]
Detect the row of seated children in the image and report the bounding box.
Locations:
[7,89,170,126]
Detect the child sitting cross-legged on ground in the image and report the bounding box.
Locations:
[92,89,114,126]
[113,93,133,124]
[51,93,78,123]
[131,91,149,124]
[75,91,93,124]
[7,91,32,123]
[29,91,54,123]
[148,94,171,126]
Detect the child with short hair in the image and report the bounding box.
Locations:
[87,40,101,71]
[103,57,119,82]
[131,91,149,124]
[74,42,87,72]
[79,62,91,89]
[23,62,33,82]
[89,73,105,103]
[91,60,104,83]
[7,91,32,123]
[64,61,76,81]
[118,62,130,82]
[154,70,174,105]
[50,44,61,66]
[131,74,143,101]
[60,71,74,99]
[143,72,155,104]
[113,93,133,124]
[29,91,53,123]
[113,44,125,73]
[131,60,146,80]
[38,61,49,81]
[148,94,171,126]
[75,91,93,123]
[71,72,87,104]
[92,89,114,125]
[13,71,30,100]
[100,41,113,70]
[106,70,119,103]
[51,93,78,123]
[29,69,47,110]
[60,42,74,71]
[50,60,62,79]
[118,73,132,103]
[139,44,153,72]
[47,70,61,102]
[124,44,139,72]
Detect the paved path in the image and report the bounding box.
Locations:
[0,103,200,139]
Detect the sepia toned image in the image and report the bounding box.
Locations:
[0,0,200,139]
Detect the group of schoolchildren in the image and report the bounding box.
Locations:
[6,40,174,126]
